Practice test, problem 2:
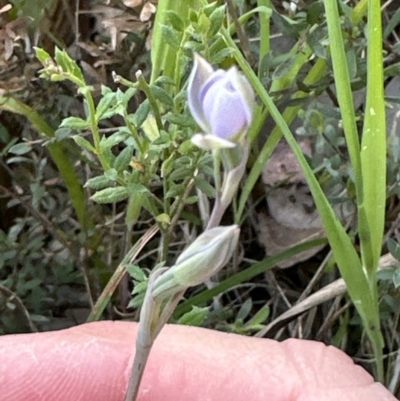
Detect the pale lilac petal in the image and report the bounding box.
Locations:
[187,54,214,132]
[203,82,247,139]
[198,70,227,104]
[226,67,255,126]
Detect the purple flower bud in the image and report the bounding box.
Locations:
[188,54,255,149]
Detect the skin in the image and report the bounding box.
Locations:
[0,321,396,401]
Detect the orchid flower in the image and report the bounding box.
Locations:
[188,54,255,150]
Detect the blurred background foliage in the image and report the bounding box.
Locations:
[1,0,400,394]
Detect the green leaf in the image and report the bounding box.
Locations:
[209,5,226,36]
[125,193,143,225]
[155,213,170,224]
[126,264,147,282]
[84,175,111,190]
[153,76,176,86]
[61,117,89,129]
[165,112,195,128]
[131,280,148,296]
[183,41,205,54]
[246,304,270,327]
[150,0,190,83]
[104,168,118,181]
[203,2,218,17]
[103,147,116,166]
[8,143,31,155]
[150,85,174,107]
[169,166,191,181]
[178,139,195,154]
[142,114,160,141]
[54,47,84,82]
[127,183,150,195]
[346,47,357,81]
[166,10,185,31]
[306,1,324,24]
[91,186,129,204]
[184,195,198,204]
[114,146,133,172]
[34,47,51,64]
[165,184,183,199]
[393,269,400,289]
[387,238,400,261]
[100,131,129,149]
[54,47,68,72]
[160,24,181,50]
[132,99,150,128]
[55,127,72,141]
[72,135,96,153]
[161,152,175,176]
[96,92,116,121]
[272,54,297,80]
[198,13,211,35]
[194,176,216,198]
[376,268,395,282]
[128,292,146,309]
[177,306,208,326]
[383,7,400,39]
[237,298,252,321]
[210,48,234,64]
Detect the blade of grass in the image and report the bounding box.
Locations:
[361,0,386,273]
[323,0,377,291]
[358,1,386,381]
[257,0,270,76]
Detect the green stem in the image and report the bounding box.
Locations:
[257,0,270,76]
[124,110,145,154]
[84,92,111,171]
[137,73,163,130]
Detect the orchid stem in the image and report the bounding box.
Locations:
[124,270,186,401]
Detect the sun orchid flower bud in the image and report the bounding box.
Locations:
[188,54,255,150]
[152,225,240,301]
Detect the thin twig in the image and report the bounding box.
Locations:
[225,0,254,65]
